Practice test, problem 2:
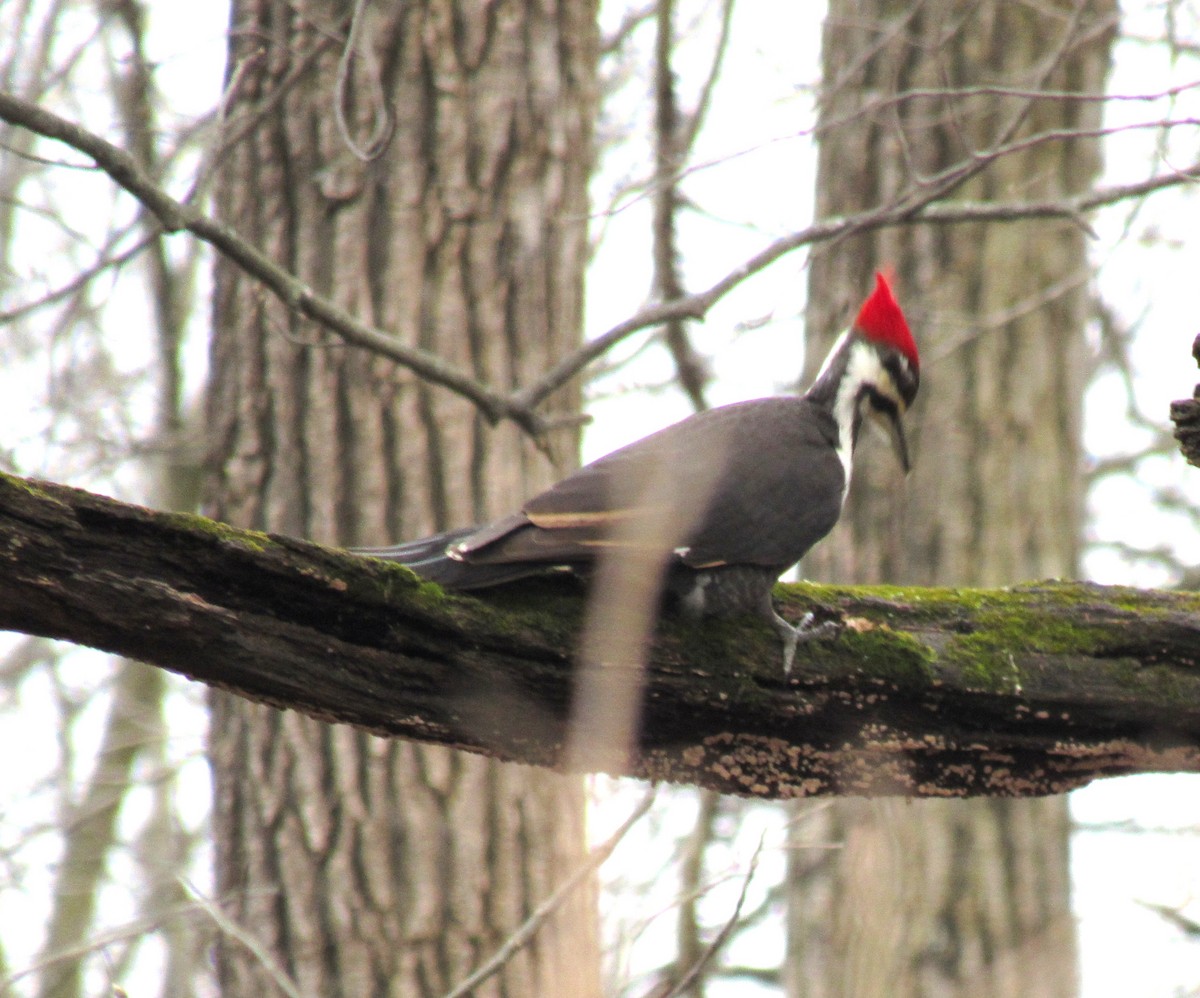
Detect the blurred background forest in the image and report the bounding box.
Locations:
[1,1,1199,996]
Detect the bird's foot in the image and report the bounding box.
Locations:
[773,611,839,674]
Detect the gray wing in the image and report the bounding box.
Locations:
[677,398,845,569]
[457,397,844,573]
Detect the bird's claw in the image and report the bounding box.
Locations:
[775,610,840,674]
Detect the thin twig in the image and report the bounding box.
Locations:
[1136,900,1200,938]
[518,2,1140,411]
[0,898,205,988]
[442,789,658,998]
[0,231,152,323]
[3,86,1197,435]
[332,0,393,161]
[678,0,736,155]
[180,879,310,998]
[657,830,766,998]
[0,91,524,429]
[673,789,721,987]
[595,79,1200,223]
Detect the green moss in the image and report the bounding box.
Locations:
[779,579,996,625]
[0,472,63,504]
[335,556,463,617]
[937,589,1116,693]
[415,578,451,602]
[468,576,589,644]
[775,577,1192,695]
[667,614,768,670]
[278,560,1195,697]
[159,509,274,552]
[943,634,1025,693]
[796,623,936,688]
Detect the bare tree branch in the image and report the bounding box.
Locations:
[331,0,393,161]
[0,231,152,324]
[3,84,1199,433]
[180,881,307,998]
[659,832,763,998]
[0,91,523,428]
[2,472,1200,798]
[1136,900,1200,939]
[443,790,656,998]
[514,152,1200,410]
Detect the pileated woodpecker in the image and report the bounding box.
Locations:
[357,272,919,670]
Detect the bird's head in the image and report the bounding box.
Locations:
[809,271,920,473]
[852,271,919,471]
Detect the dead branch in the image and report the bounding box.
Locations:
[1,473,1199,799]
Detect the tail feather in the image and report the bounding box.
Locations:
[353,528,474,565]
[352,528,542,590]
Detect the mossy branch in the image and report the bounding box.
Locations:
[2,472,1199,798]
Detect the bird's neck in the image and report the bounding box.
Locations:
[804,331,878,494]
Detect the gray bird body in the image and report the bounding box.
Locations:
[357,397,845,615]
[356,273,919,670]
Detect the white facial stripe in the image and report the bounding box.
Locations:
[814,328,851,383]
[832,339,895,497]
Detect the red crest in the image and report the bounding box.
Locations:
[855,271,919,369]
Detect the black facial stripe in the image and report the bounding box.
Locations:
[863,385,899,417]
[882,352,920,407]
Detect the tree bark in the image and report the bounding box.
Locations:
[1170,335,1200,467]
[203,2,598,996]
[1,473,1198,796]
[789,1,1116,995]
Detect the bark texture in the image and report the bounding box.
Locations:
[204,2,598,996]
[788,1,1116,995]
[2,474,1199,796]
[1169,334,1200,467]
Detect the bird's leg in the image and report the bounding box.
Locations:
[770,609,839,674]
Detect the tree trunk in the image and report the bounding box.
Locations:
[204,2,599,996]
[786,1,1115,995]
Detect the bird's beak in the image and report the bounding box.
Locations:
[883,408,911,475]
